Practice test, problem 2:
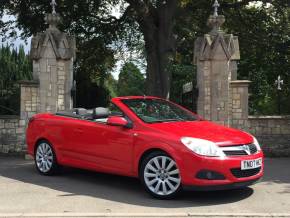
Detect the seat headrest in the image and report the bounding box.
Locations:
[76,108,88,115]
[73,108,87,115]
[93,107,109,119]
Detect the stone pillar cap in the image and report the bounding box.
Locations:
[207,15,225,35]
[45,13,62,31]
[230,80,251,87]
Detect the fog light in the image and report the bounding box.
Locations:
[196,170,225,180]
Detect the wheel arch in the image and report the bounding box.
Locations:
[134,143,181,177]
[138,148,168,175]
[33,138,55,155]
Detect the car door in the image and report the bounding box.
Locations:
[99,120,134,174]
[70,119,108,165]
[75,104,135,175]
[55,115,95,165]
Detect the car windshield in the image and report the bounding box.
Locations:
[122,98,199,123]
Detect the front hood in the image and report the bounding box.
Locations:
[148,121,253,146]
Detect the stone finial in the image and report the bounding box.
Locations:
[207,15,225,34]
[207,0,225,35]
[45,0,61,30]
[194,0,240,63]
[50,0,57,14]
[45,13,61,30]
[31,1,75,61]
[213,0,220,17]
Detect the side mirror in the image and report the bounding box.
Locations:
[107,116,131,128]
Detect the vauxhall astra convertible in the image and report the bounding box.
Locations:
[26,96,264,199]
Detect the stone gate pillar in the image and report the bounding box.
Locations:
[30,12,76,113]
[193,6,240,126]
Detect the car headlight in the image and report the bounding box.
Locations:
[253,137,261,151]
[181,137,225,157]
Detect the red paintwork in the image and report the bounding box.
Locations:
[26,96,264,187]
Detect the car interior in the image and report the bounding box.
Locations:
[55,107,111,123]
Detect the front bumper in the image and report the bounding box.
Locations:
[178,150,264,187]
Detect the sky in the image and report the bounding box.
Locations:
[0,14,31,53]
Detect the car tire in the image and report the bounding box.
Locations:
[34,140,59,176]
[140,151,182,199]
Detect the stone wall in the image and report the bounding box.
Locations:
[30,11,75,113]
[0,80,41,155]
[20,81,39,121]
[32,44,74,113]
[0,116,26,154]
[248,116,290,157]
[194,12,240,127]
[0,11,76,155]
[230,81,250,130]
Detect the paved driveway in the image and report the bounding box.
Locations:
[0,157,289,217]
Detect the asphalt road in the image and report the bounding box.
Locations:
[0,157,289,217]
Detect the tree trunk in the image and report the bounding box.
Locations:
[137,1,177,99]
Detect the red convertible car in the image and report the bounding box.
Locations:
[26,96,264,199]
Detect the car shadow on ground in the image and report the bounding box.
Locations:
[0,157,256,208]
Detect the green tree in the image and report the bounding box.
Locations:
[1,0,289,111]
[117,62,145,96]
[0,45,32,115]
[2,0,282,99]
[169,64,195,105]
[1,0,118,108]
[224,3,290,115]
[105,74,118,98]
[170,1,290,115]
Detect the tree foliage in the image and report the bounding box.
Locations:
[1,0,289,114]
[1,0,119,108]
[117,62,145,96]
[171,1,290,115]
[0,45,32,115]
[224,3,290,115]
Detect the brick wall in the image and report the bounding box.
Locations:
[0,116,26,154]
[248,116,290,157]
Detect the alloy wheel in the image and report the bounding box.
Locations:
[143,156,181,196]
[35,142,54,173]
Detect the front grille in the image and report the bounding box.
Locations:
[222,144,258,156]
[231,167,261,178]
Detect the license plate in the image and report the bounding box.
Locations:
[241,158,262,170]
